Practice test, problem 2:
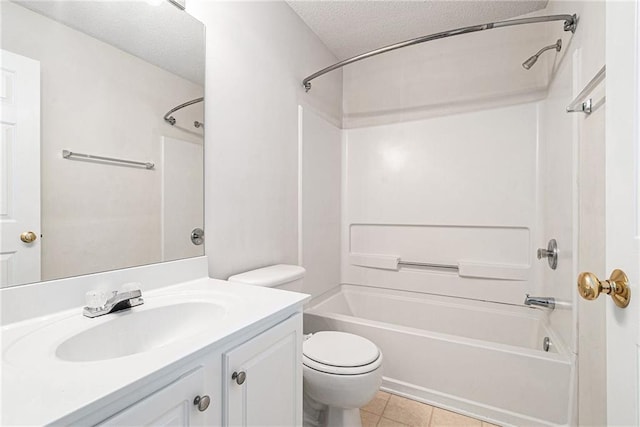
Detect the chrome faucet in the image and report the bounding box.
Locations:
[524,294,555,309]
[83,288,144,318]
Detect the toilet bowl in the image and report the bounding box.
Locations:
[303,331,383,427]
[228,265,383,427]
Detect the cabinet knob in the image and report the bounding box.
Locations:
[232,371,246,385]
[193,395,210,412]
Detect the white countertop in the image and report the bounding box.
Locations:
[1,277,308,426]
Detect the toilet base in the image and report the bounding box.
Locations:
[303,392,363,427]
[326,407,362,427]
[303,390,325,427]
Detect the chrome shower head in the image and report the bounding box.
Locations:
[522,39,562,70]
[522,56,538,70]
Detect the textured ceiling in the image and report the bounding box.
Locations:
[287,1,549,60]
[13,0,205,85]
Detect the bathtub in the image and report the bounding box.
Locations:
[304,285,574,426]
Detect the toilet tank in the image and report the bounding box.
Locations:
[227,264,305,293]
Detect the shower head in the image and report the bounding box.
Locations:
[522,56,539,70]
[522,39,562,70]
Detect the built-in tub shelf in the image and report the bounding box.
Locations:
[349,253,529,281]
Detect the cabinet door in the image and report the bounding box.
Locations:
[99,367,211,426]
[224,314,302,427]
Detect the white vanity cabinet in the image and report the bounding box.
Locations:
[1,265,310,426]
[92,312,303,427]
[98,367,211,427]
[224,313,303,426]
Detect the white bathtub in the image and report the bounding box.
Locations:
[304,285,574,426]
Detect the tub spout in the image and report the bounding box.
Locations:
[524,294,555,309]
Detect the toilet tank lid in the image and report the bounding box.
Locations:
[227,264,306,287]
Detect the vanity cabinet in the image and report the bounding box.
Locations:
[93,312,302,427]
[1,261,309,426]
[97,368,211,426]
[224,314,303,426]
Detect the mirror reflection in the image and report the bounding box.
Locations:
[0,0,205,288]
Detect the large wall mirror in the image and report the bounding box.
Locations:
[1,0,205,288]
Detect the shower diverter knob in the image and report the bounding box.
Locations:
[537,239,558,270]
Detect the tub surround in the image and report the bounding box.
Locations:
[1,257,309,426]
[341,102,539,307]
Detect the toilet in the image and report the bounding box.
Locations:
[228,264,306,293]
[228,265,383,427]
[302,331,383,427]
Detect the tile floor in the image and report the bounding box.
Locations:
[360,391,499,427]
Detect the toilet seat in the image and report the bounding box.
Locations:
[303,331,382,375]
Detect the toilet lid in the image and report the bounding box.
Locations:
[303,331,380,368]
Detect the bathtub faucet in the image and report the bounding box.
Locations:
[524,294,555,310]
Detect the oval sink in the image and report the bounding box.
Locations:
[56,302,225,362]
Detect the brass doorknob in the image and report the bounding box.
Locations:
[577,269,631,308]
[20,231,37,244]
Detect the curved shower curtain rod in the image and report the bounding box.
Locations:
[302,13,578,92]
[164,97,204,129]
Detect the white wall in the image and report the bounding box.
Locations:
[1,2,204,282]
[538,1,606,425]
[342,103,540,304]
[187,1,342,281]
[299,107,341,298]
[337,8,587,306]
[342,10,564,128]
[539,0,606,349]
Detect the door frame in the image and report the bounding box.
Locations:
[604,1,639,425]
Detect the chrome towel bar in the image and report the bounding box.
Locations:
[398,260,459,271]
[62,150,155,170]
[349,253,529,281]
[566,65,606,114]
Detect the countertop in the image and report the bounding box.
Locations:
[1,277,308,426]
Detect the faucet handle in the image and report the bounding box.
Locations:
[537,239,558,270]
[85,290,109,309]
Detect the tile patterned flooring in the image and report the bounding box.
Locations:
[360,391,499,427]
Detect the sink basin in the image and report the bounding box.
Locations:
[56,302,226,362]
[3,295,231,367]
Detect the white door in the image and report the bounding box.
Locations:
[604,1,640,425]
[0,49,40,287]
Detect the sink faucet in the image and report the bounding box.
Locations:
[83,288,144,318]
[524,294,555,309]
